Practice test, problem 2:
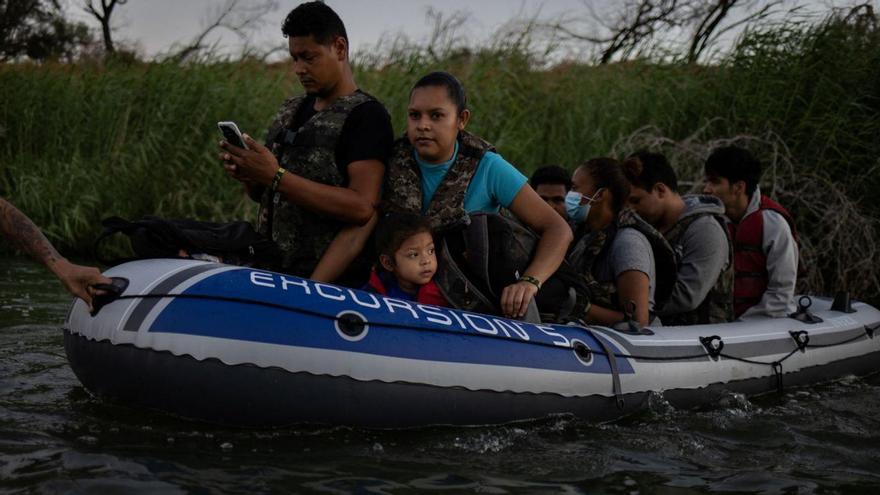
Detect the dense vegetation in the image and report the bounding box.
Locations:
[1,10,878,300]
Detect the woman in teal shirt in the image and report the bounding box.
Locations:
[318,72,571,318]
[383,72,572,318]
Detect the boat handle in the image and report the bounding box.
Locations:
[89,277,129,316]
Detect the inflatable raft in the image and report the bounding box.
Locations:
[63,259,880,427]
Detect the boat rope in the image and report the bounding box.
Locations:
[719,348,799,394]
[99,292,878,396]
[803,331,869,348]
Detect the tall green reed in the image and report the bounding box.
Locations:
[1,60,291,251]
[1,9,878,303]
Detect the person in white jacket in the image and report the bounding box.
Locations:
[702,146,799,319]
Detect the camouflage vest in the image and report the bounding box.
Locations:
[257,90,374,276]
[383,130,495,230]
[660,197,734,325]
[567,209,677,314]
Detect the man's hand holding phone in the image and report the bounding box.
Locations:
[218,121,282,188]
[218,121,248,150]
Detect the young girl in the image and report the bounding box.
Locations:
[364,213,447,306]
[383,71,572,318]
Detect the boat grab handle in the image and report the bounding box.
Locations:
[788,296,823,324]
[89,277,129,317]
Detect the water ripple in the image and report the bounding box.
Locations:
[2,259,880,493]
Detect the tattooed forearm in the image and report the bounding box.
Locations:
[0,198,63,267]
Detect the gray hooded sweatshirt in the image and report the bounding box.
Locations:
[657,194,730,317]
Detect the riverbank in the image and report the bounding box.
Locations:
[2,11,878,302]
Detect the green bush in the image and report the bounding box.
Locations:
[1,10,878,301]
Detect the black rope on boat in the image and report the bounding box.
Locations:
[712,327,880,394]
[712,347,800,394]
[715,348,799,368]
[804,332,867,348]
[772,362,784,394]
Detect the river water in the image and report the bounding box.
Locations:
[2,258,879,494]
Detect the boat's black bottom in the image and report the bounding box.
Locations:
[63,330,880,428]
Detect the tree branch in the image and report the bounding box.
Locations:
[167,0,278,63]
[83,0,126,54]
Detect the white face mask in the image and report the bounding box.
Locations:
[565,188,604,224]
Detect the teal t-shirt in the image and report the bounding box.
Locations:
[415,141,528,214]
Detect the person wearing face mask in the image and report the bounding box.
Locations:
[382,71,572,320]
[566,158,677,327]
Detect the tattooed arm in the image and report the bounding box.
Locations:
[0,197,63,266]
[1,198,111,310]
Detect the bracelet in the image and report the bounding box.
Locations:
[271,167,287,192]
[518,275,541,290]
[583,301,592,317]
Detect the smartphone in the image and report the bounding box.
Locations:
[217,121,248,150]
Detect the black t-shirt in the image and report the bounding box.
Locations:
[287,94,391,287]
[291,95,394,178]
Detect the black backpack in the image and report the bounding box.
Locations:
[434,212,589,323]
[95,216,281,268]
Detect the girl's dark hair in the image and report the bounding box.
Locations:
[411,71,467,114]
[578,157,629,213]
[374,213,433,259]
[281,1,348,45]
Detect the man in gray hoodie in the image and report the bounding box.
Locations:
[622,152,733,325]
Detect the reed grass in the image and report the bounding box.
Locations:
[1,11,878,300]
[1,60,292,251]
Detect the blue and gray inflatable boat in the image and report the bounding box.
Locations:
[63,259,880,427]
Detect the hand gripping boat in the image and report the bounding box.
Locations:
[64,259,880,428]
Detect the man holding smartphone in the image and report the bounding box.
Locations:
[220,2,392,284]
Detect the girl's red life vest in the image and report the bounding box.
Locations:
[366,269,450,307]
[728,195,800,318]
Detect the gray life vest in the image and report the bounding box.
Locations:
[659,195,734,325]
[567,208,678,314]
